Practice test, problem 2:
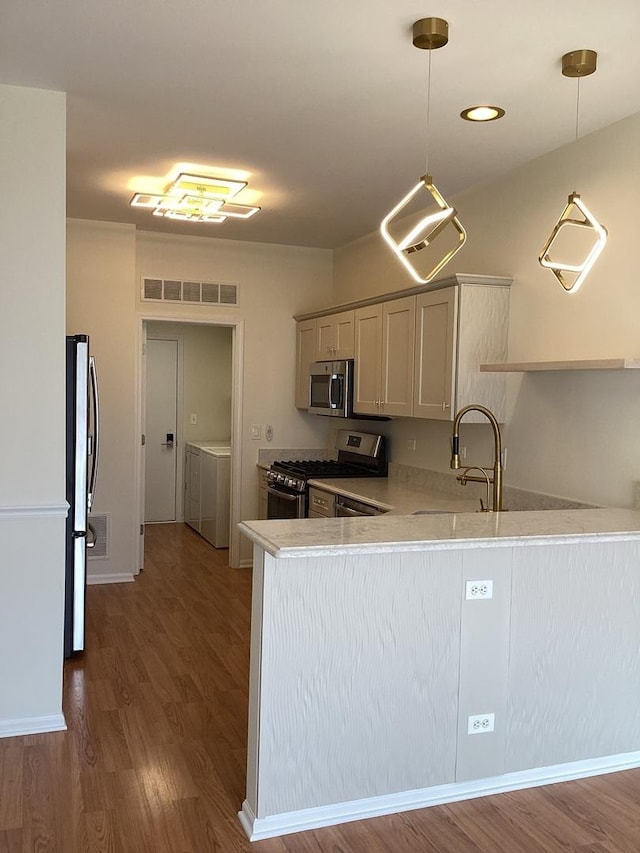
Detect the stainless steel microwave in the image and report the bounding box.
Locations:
[308,359,354,417]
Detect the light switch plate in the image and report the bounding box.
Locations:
[251,425,262,440]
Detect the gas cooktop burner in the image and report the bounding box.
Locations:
[272,459,368,478]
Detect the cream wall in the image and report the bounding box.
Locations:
[333,111,640,509]
[0,84,67,734]
[66,220,138,581]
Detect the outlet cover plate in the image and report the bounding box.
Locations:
[468,713,495,734]
[465,579,493,600]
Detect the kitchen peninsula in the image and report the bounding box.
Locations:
[238,508,640,841]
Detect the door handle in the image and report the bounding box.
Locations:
[161,432,174,447]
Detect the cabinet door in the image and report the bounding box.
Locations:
[316,316,336,361]
[381,296,415,417]
[258,468,269,520]
[353,304,382,415]
[413,287,458,420]
[316,310,355,361]
[332,310,355,360]
[295,319,317,409]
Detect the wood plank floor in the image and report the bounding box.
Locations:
[2,522,640,852]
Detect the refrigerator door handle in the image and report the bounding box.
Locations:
[88,355,100,511]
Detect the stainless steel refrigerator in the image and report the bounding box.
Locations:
[65,335,99,658]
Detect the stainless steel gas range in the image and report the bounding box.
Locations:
[266,430,387,520]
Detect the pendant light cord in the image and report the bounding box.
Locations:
[425,48,432,175]
[573,76,581,191]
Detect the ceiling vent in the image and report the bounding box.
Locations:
[88,513,109,560]
[141,277,239,306]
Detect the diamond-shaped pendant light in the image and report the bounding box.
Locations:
[538,50,607,294]
[380,18,466,284]
[539,192,607,293]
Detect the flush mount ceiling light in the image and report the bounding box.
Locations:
[460,105,505,122]
[130,171,261,223]
[380,18,466,284]
[539,49,607,293]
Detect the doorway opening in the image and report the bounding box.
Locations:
[135,314,244,568]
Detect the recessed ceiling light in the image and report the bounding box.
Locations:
[460,105,505,122]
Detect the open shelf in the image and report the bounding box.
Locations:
[480,358,640,373]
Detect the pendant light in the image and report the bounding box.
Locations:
[539,50,607,294]
[380,18,466,284]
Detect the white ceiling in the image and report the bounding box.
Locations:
[2,0,640,249]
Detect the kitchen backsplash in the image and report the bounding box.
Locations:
[388,463,600,511]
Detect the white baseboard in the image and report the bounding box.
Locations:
[0,713,67,739]
[238,750,640,841]
[87,572,135,585]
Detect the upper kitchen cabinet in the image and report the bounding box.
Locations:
[354,296,415,417]
[414,280,510,422]
[295,310,356,409]
[294,274,511,421]
[295,319,316,409]
[315,310,355,361]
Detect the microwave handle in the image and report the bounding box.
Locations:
[329,373,342,410]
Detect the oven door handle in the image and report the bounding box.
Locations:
[335,504,366,517]
[266,485,302,501]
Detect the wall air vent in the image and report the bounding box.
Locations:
[141,277,239,306]
[88,513,109,559]
[163,280,182,301]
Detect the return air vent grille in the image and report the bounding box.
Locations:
[141,277,239,306]
[88,513,109,560]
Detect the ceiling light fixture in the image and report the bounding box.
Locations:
[130,171,261,223]
[539,50,606,294]
[460,105,505,122]
[380,17,466,284]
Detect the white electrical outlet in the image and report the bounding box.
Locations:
[460,446,467,460]
[265,424,274,442]
[407,439,417,451]
[190,413,197,425]
[465,579,493,600]
[468,713,495,734]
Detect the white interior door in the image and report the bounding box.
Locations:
[145,338,178,522]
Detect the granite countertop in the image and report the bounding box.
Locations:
[238,508,640,558]
[307,476,480,515]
